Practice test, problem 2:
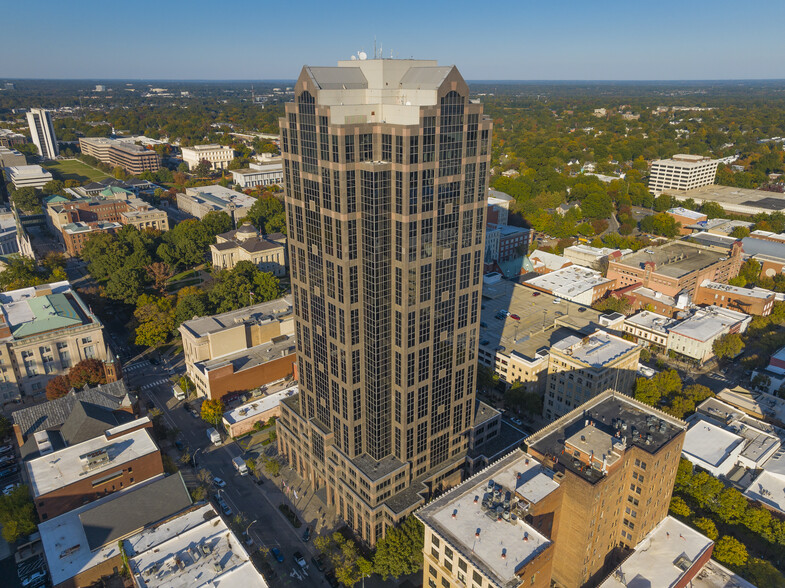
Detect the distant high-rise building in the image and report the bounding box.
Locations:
[277,57,492,545]
[26,108,58,159]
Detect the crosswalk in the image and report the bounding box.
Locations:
[124,360,151,372]
[141,378,171,390]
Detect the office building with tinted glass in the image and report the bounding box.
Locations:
[276,58,491,545]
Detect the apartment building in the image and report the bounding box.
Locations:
[179,296,295,400]
[26,420,162,521]
[177,184,256,224]
[277,58,492,545]
[693,279,776,316]
[526,391,687,587]
[648,154,719,195]
[543,331,641,422]
[230,162,284,188]
[486,189,513,225]
[79,137,160,174]
[606,240,743,297]
[0,281,110,401]
[180,144,234,171]
[417,449,561,588]
[210,223,287,276]
[26,108,59,159]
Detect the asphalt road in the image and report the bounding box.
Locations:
[134,365,332,587]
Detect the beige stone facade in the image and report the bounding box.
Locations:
[210,223,287,276]
[277,58,492,545]
[0,281,110,403]
[181,144,234,170]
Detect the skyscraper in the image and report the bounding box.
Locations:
[26,108,59,159]
[277,58,492,545]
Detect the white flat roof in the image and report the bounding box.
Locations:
[127,504,267,588]
[682,416,743,468]
[624,310,676,334]
[223,385,298,424]
[669,306,748,342]
[699,279,774,300]
[668,207,707,220]
[690,559,757,588]
[744,470,785,515]
[599,516,713,588]
[26,428,158,497]
[529,250,570,271]
[552,330,639,368]
[524,265,611,298]
[417,451,556,587]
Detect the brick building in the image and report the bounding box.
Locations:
[606,240,742,298]
[179,296,295,400]
[526,391,687,587]
[26,420,162,521]
[78,137,160,174]
[693,279,776,316]
[665,207,707,235]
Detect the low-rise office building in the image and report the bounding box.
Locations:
[648,154,719,195]
[0,281,112,401]
[0,146,26,167]
[79,137,160,174]
[563,244,630,269]
[177,184,256,224]
[543,330,641,421]
[528,250,572,274]
[622,310,676,349]
[230,162,283,188]
[210,223,287,275]
[667,305,750,364]
[693,279,776,316]
[666,206,708,235]
[0,129,27,148]
[606,240,743,298]
[180,296,295,400]
[181,144,234,171]
[26,420,162,521]
[4,164,53,189]
[222,384,298,437]
[523,265,615,306]
[486,189,513,225]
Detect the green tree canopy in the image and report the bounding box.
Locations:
[713,333,744,360]
[134,294,175,347]
[200,398,224,426]
[240,195,287,234]
[714,536,748,567]
[373,517,424,580]
[0,485,37,542]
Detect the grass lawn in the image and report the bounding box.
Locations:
[169,268,197,282]
[42,158,111,183]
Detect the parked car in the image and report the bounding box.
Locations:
[174,440,184,451]
[325,571,340,588]
[20,570,47,587]
[0,466,19,478]
[293,551,307,569]
[302,526,311,542]
[190,409,200,419]
[2,483,20,495]
[270,547,284,563]
[213,477,227,489]
[311,555,326,572]
[0,445,14,455]
[510,314,520,320]
[217,498,232,516]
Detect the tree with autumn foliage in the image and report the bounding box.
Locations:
[134,294,175,347]
[146,262,174,295]
[45,375,71,400]
[200,398,224,426]
[68,359,106,388]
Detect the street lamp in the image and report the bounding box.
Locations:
[193,447,202,468]
[245,519,258,537]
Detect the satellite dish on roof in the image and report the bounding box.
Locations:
[358,51,367,61]
[351,55,357,60]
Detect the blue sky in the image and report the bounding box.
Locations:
[2,0,783,80]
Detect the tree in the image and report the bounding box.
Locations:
[701,201,726,219]
[0,416,11,439]
[146,262,174,295]
[208,262,282,313]
[241,195,287,234]
[264,457,280,477]
[640,212,680,238]
[714,536,748,567]
[41,179,64,195]
[634,378,661,407]
[134,295,175,348]
[713,333,744,359]
[745,558,785,588]
[692,517,718,540]
[0,485,37,542]
[315,532,372,587]
[505,385,543,416]
[201,211,233,237]
[45,375,71,400]
[193,159,212,177]
[175,289,210,326]
[201,398,224,426]
[68,359,106,388]
[0,257,47,291]
[592,295,631,314]
[669,496,692,518]
[730,226,750,239]
[715,487,748,524]
[373,516,424,579]
[11,187,41,212]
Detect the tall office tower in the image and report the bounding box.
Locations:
[277,58,492,545]
[26,108,59,159]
